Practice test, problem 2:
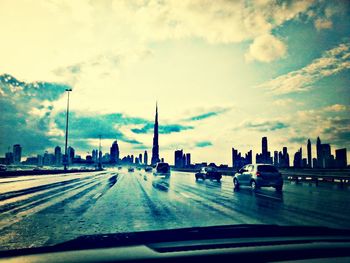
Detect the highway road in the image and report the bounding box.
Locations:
[0,169,349,250]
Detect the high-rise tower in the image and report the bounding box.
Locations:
[316,136,321,168]
[151,103,160,165]
[110,140,119,164]
[307,139,312,168]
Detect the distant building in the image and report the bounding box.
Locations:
[92,149,98,163]
[256,137,273,164]
[102,153,110,163]
[43,151,54,166]
[5,152,13,165]
[139,153,142,165]
[273,151,278,166]
[175,149,184,168]
[151,103,160,165]
[54,146,62,165]
[293,148,302,168]
[144,151,148,165]
[67,146,75,164]
[232,148,251,169]
[307,139,312,168]
[335,148,347,168]
[276,147,290,168]
[37,155,43,166]
[24,156,38,165]
[110,140,120,164]
[316,137,322,168]
[186,153,191,167]
[13,144,22,164]
[321,144,333,168]
[302,158,307,168]
[86,155,93,163]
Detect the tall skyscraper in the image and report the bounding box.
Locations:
[256,137,272,164]
[278,147,290,168]
[262,137,268,157]
[144,150,148,165]
[175,149,183,168]
[110,140,120,164]
[139,153,142,164]
[307,139,312,168]
[293,147,302,168]
[151,103,160,165]
[13,144,22,164]
[54,146,62,165]
[92,149,98,163]
[335,148,347,168]
[316,136,322,168]
[273,151,278,166]
[232,148,251,169]
[68,146,75,164]
[186,153,191,167]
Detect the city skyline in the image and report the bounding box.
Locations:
[0,1,349,164]
[2,134,347,169]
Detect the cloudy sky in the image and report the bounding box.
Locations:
[0,0,349,165]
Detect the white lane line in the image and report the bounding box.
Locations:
[93,193,102,200]
[255,193,282,200]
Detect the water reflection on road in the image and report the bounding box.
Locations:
[0,169,349,250]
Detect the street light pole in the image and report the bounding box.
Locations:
[64,88,72,171]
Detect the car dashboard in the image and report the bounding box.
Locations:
[1,225,350,262]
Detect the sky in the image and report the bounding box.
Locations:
[0,0,349,165]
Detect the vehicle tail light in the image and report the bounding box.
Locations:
[256,172,261,177]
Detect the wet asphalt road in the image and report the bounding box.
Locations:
[0,169,349,250]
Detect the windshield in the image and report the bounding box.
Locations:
[0,0,350,252]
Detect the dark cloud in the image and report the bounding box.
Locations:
[0,74,70,155]
[288,136,308,144]
[54,112,144,145]
[195,141,212,148]
[243,121,289,132]
[131,123,193,134]
[321,118,350,148]
[0,74,69,101]
[185,108,230,122]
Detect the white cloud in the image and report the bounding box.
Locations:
[257,42,350,94]
[273,98,304,107]
[314,18,332,30]
[245,34,287,62]
[323,104,348,112]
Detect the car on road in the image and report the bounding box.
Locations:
[154,162,170,175]
[195,166,222,182]
[144,166,152,172]
[233,164,283,191]
[128,167,135,172]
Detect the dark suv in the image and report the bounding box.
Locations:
[154,162,170,175]
[195,167,222,182]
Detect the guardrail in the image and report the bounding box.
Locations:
[172,167,350,186]
[279,169,350,186]
[0,169,102,177]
